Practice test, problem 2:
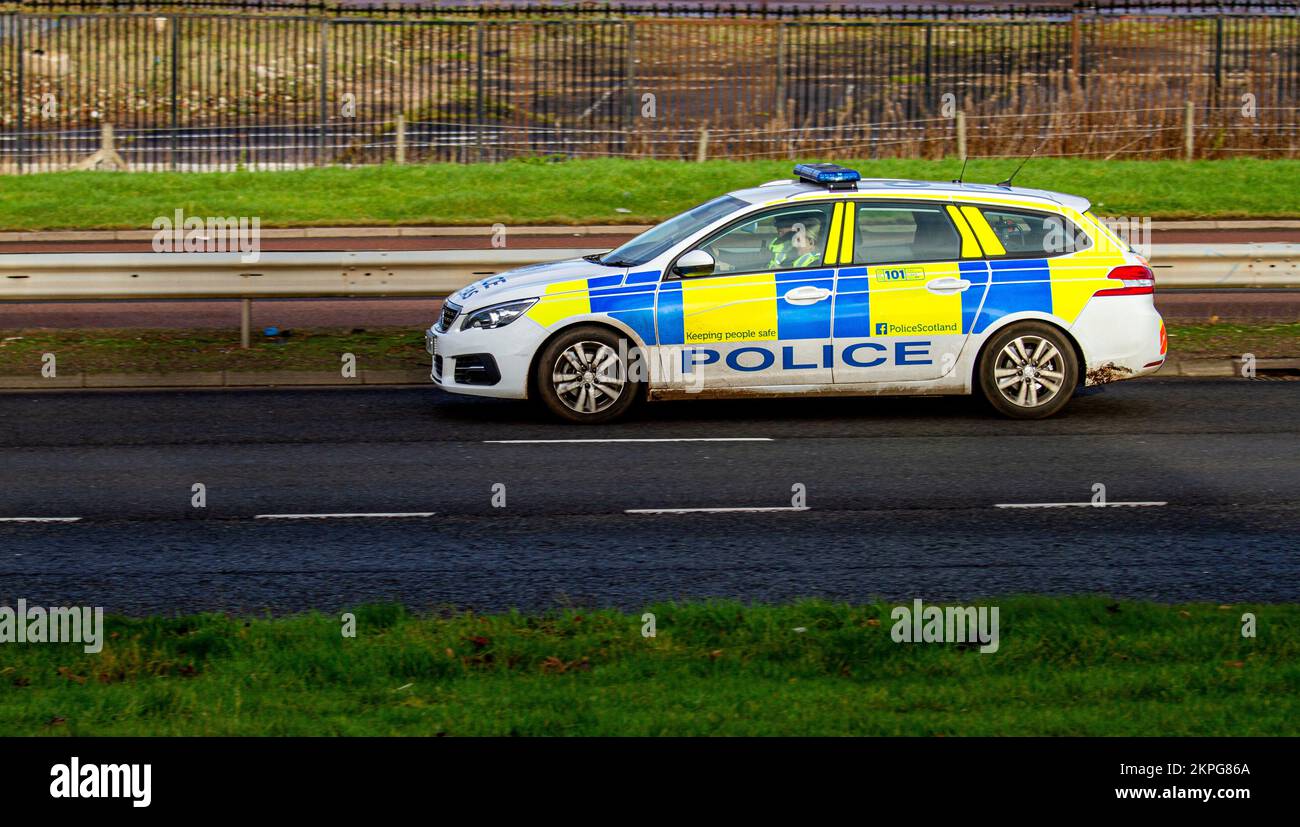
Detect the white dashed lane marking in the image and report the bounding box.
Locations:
[626,506,811,514]
[253,512,437,520]
[994,502,1167,509]
[486,438,773,444]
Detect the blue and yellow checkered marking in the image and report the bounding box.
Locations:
[959,261,991,334]
[838,260,988,338]
[866,261,964,337]
[971,259,1052,334]
[776,269,834,340]
[522,249,1115,353]
[589,273,658,344]
[657,281,684,345]
[626,270,662,285]
[526,278,593,329]
[655,270,836,347]
[679,273,780,345]
[832,266,871,338]
[525,271,662,343]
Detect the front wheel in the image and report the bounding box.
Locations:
[533,325,643,424]
[978,322,1079,419]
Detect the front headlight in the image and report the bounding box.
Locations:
[461,298,538,331]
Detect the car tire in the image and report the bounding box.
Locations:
[978,322,1079,420]
[533,325,644,424]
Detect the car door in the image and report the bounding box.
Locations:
[657,202,842,389]
[832,200,990,383]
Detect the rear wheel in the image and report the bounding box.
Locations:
[534,325,643,424]
[978,322,1078,419]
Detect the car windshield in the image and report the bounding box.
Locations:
[599,195,746,267]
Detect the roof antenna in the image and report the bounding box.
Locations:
[998,138,1049,188]
[952,155,969,185]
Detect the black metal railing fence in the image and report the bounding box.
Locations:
[4,1,1299,20]
[0,4,1295,171]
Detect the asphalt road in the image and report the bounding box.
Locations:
[1,377,1297,614]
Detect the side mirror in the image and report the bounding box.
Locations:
[673,249,715,278]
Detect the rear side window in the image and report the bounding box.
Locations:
[853,204,962,265]
[974,207,1092,257]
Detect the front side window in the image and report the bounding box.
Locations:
[694,203,837,275]
[975,207,1093,257]
[853,203,962,265]
[599,195,745,267]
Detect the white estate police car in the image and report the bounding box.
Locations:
[427,164,1166,423]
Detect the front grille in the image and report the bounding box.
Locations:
[436,300,461,332]
[433,354,443,381]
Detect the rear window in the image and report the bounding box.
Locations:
[975,207,1091,257]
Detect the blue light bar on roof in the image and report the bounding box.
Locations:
[793,163,861,189]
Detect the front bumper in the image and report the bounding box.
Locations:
[425,318,545,400]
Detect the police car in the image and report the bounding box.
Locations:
[426,164,1165,423]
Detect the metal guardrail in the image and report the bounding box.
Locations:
[0,248,604,348]
[1148,244,1300,290]
[0,245,1296,301]
[0,249,602,300]
[1,245,1293,347]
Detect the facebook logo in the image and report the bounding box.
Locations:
[875,322,888,336]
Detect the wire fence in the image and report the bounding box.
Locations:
[0,9,1296,171]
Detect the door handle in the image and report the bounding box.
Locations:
[783,285,832,305]
[926,277,972,294]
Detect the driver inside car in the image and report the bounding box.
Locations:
[767,214,802,268]
[786,216,823,268]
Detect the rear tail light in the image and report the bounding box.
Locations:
[1096,264,1155,296]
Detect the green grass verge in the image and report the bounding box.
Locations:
[1,597,1294,736]
[1165,323,1300,358]
[1,322,1293,377]
[0,327,429,375]
[1,158,1296,231]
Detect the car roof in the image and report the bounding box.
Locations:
[729,178,1092,214]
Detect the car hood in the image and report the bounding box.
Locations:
[451,257,626,311]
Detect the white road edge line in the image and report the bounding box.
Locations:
[254,512,437,520]
[994,502,1168,509]
[626,506,811,514]
[486,438,774,444]
[0,517,82,523]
